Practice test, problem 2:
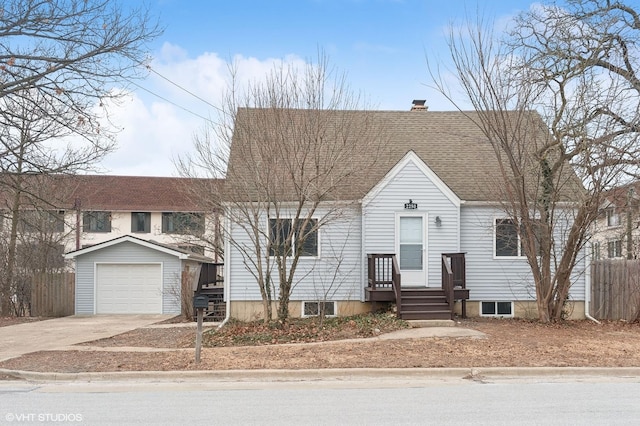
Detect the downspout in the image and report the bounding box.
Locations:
[360,200,365,303]
[217,211,231,329]
[74,198,81,250]
[584,245,600,324]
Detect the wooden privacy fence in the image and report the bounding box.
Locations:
[591,260,640,321]
[30,273,75,317]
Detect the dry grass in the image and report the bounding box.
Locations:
[1,316,639,373]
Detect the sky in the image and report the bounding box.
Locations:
[99,0,547,177]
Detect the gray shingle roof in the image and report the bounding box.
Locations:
[227,108,583,202]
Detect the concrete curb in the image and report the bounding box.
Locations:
[2,367,640,383]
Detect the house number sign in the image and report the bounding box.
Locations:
[404,199,418,209]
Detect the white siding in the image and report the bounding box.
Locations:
[74,241,182,314]
[460,205,586,301]
[363,161,459,286]
[63,211,217,258]
[227,205,362,302]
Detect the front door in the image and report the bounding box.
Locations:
[397,213,427,287]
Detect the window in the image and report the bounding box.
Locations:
[606,208,620,227]
[131,212,151,233]
[269,218,318,257]
[481,301,513,317]
[302,301,336,317]
[20,210,65,233]
[162,212,204,235]
[495,218,542,257]
[16,242,65,270]
[607,240,622,258]
[495,219,522,257]
[593,242,601,260]
[83,211,111,232]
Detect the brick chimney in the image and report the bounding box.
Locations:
[411,100,427,111]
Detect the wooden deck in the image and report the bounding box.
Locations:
[366,253,469,320]
[194,262,225,321]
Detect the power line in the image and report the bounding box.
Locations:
[128,80,215,124]
[145,64,224,113]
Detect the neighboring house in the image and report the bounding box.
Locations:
[223,103,589,321]
[65,175,221,258]
[591,181,640,260]
[0,174,221,259]
[0,174,221,315]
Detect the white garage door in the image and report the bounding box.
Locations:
[96,264,162,314]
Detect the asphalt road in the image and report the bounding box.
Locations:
[2,375,639,425]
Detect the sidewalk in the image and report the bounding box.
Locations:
[4,366,640,383]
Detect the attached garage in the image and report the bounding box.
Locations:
[65,235,212,315]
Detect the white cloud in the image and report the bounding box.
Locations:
[98,47,309,177]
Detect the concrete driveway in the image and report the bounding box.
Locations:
[0,315,172,362]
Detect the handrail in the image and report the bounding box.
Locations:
[441,255,454,316]
[442,252,466,289]
[196,262,224,293]
[367,254,396,289]
[391,254,402,317]
[367,254,402,317]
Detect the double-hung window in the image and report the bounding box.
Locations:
[495,219,523,257]
[83,211,111,233]
[162,212,205,235]
[20,210,65,233]
[606,209,620,227]
[607,240,622,258]
[131,212,151,233]
[269,218,318,257]
[495,218,542,258]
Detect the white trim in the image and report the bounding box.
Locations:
[301,301,337,318]
[464,200,581,207]
[93,262,163,314]
[395,211,428,287]
[492,217,527,260]
[64,235,191,259]
[606,239,623,259]
[479,301,514,317]
[362,150,460,208]
[266,217,321,259]
[360,204,366,303]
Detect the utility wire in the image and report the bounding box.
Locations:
[145,64,224,113]
[128,80,215,124]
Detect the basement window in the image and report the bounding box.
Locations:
[481,301,513,317]
[302,301,336,318]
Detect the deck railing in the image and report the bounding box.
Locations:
[367,254,402,316]
[368,252,466,319]
[367,254,395,289]
[194,262,225,321]
[442,252,467,317]
[441,255,455,314]
[443,252,466,289]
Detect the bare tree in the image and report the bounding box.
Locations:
[0,174,73,315]
[0,0,161,315]
[430,1,640,322]
[178,54,389,322]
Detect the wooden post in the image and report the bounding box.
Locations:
[195,308,203,363]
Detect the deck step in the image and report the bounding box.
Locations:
[399,288,451,320]
[401,310,451,320]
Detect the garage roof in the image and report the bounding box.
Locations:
[64,235,214,262]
